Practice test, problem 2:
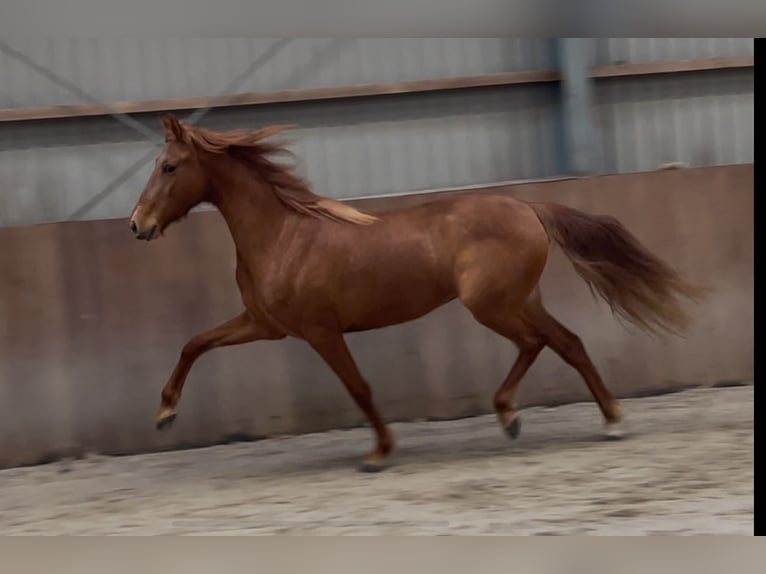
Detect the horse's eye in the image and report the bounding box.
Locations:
[163,164,176,174]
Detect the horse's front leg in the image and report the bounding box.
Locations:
[156,311,284,430]
[305,331,394,472]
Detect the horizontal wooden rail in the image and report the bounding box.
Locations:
[0,70,561,123]
[0,56,752,123]
[591,55,754,79]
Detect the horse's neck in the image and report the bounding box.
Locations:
[209,165,293,258]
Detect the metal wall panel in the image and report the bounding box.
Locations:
[0,38,754,227]
[0,84,560,227]
[592,38,754,65]
[592,68,754,174]
[0,38,555,108]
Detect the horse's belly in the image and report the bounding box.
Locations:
[341,276,455,332]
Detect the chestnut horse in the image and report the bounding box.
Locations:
[129,115,702,471]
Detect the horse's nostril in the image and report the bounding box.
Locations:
[130,220,138,234]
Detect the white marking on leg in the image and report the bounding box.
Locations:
[604,421,625,440]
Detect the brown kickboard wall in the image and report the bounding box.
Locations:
[0,164,753,469]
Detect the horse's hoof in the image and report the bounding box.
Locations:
[156,412,177,431]
[603,421,625,440]
[504,415,521,440]
[358,456,388,473]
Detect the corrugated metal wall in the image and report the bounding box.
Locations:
[0,38,554,107]
[0,84,560,226]
[0,38,754,228]
[592,68,754,174]
[588,38,754,174]
[591,38,754,65]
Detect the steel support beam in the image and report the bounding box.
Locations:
[555,38,596,176]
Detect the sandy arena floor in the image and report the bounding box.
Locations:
[0,385,753,535]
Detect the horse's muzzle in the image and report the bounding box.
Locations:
[131,220,157,241]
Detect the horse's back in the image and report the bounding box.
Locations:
[267,191,550,333]
[374,191,531,219]
[387,192,546,247]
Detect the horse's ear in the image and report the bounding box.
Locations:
[161,114,185,142]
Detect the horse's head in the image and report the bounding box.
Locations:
[129,115,210,241]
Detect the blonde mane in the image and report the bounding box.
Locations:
[162,115,377,225]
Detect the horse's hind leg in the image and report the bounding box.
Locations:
[460,285,547,438]
[524,293,625,438]
[479,313,547,439]
[457,242,549,439]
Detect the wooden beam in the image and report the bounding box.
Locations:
[590,55,753,79]
[0,55,753,123]
[0,70,560,123]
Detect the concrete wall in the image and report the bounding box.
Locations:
[0,165,753,469]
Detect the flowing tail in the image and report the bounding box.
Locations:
[529,202,707,336]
